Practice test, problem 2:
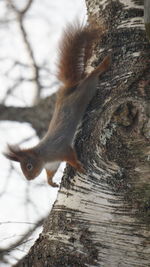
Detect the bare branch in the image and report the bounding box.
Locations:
[0,94,56,137]
[0,104,34,123]
[21,0,34,15]
[6,0,42,104]
[6,0,34,15]
[2,80,22,104]
[0,216,45,263]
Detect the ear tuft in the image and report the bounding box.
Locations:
[3,144,22,162]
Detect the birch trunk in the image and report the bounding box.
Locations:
[16,0,150,266]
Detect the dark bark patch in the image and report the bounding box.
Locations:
[105,102,150,225]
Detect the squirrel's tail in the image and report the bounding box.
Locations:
[57,20,105,88]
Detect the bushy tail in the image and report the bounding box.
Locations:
[57,20,105,88]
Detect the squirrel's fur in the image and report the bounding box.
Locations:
[4,20,110,187]
[57,21,104,88]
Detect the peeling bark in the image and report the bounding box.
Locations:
[15,0,150,266]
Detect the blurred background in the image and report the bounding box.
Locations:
[0,0,86,265]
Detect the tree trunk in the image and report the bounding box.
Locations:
[16,0,150,266]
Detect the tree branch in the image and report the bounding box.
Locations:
[6,0,42,104]
[0,94,56,137]
[0,216,44,264]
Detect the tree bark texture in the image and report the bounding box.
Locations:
[15,0,150,266]
[144,0,150,41]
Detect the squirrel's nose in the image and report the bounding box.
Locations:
[25,174,34,180]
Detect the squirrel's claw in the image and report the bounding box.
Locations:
[46,169,59,187]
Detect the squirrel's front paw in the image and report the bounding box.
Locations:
[46,169,59,187]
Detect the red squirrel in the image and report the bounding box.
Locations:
[4,21,111,187]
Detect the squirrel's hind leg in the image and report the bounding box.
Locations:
[64,147,86,174]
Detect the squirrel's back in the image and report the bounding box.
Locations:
[57,20,105,90]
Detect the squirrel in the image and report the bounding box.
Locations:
[4,20,111,187]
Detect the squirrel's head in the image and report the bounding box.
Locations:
[4,145,44,180]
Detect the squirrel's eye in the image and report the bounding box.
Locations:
[26,163,33,171]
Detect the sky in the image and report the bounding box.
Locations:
[0,0,86,265]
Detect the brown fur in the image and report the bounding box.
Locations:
[4,20,110,186]
[57,20,105,89]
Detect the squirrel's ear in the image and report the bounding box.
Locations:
[3,151,20,162]
[3,144,23,162]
